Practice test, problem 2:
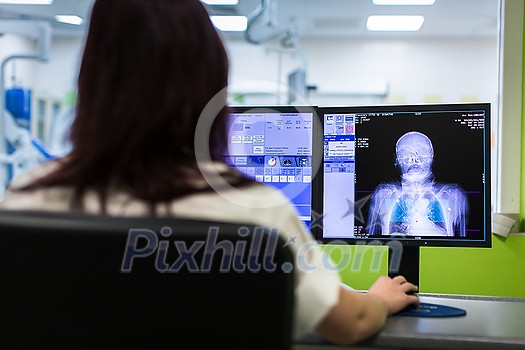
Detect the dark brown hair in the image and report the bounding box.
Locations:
[21,0,251,209]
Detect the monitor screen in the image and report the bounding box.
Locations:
[314,103,491,248]
[223,106,317,227]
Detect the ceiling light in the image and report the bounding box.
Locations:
[202,0,239,5]
[0,0,53,4]
[55,15,83,26]
[372,0,436,5]
[210,15,247,31]
[366,15,425,31]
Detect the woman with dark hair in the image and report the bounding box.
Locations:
[0,0,418,345]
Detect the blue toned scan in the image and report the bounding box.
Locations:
[366,131,468,237]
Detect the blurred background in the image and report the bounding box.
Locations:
[0,0,505,206]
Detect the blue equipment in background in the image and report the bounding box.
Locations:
[2,86,53,187]
[5,87,31,181]
[5,87,31,130]
[5,87,32,182]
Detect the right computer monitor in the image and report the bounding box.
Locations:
[314,103,492,284]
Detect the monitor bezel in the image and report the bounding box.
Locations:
[312,102,492,248]
[227,105,318,115]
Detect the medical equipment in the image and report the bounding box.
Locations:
[0,20,53,198]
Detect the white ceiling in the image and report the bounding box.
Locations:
[0,0,92,37]
[0,0,500,40]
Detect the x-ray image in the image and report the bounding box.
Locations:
[366,131,469,237]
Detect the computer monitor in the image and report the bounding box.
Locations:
[314,103,492,285]
[223,105,318,227]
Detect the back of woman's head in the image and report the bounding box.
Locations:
[76,0,228,163]
[23,0,247,206]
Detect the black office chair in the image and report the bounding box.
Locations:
[0,210,295,349]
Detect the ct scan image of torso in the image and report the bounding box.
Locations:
[366,131,468,237]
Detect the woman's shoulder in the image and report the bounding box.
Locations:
[0,160,67,210]
[8,159,61,189]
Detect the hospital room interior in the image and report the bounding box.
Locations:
[0,0,524,348]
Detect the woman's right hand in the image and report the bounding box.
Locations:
[367,275,419,315]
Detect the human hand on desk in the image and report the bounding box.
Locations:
[314,275,419,345]
[368,275,419,315]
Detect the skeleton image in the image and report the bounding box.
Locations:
[366,131,468,237]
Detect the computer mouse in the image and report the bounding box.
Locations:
[404,302,419,311]
[397,301,419,313]
[404,291,419,310]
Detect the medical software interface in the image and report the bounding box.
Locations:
[224,110,313,226]
[322,107,487,241]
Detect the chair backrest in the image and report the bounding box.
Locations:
[0,210,294,349]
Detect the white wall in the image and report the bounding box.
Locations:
[1,34,500,137]
[33,37,84,99]
[0,34,37,89]
[225,37,499,107]
[0,34,497,112]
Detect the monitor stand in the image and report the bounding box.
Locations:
[387,245,466,318]
[388,245,420,285]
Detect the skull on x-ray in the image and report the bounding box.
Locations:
[395,131,434,182]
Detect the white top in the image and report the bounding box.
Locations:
[0,160,341,339]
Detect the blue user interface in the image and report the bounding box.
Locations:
[223,108,314,227]
[322,113,356,238]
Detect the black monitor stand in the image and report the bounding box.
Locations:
[387,245,466,318]
[388,245,420,285]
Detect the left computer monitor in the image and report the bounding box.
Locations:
[222,105,318,227]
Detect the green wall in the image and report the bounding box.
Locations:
[322,5,525,298]
[322,235,525,298]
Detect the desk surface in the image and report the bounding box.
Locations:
[296,294,525,350]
